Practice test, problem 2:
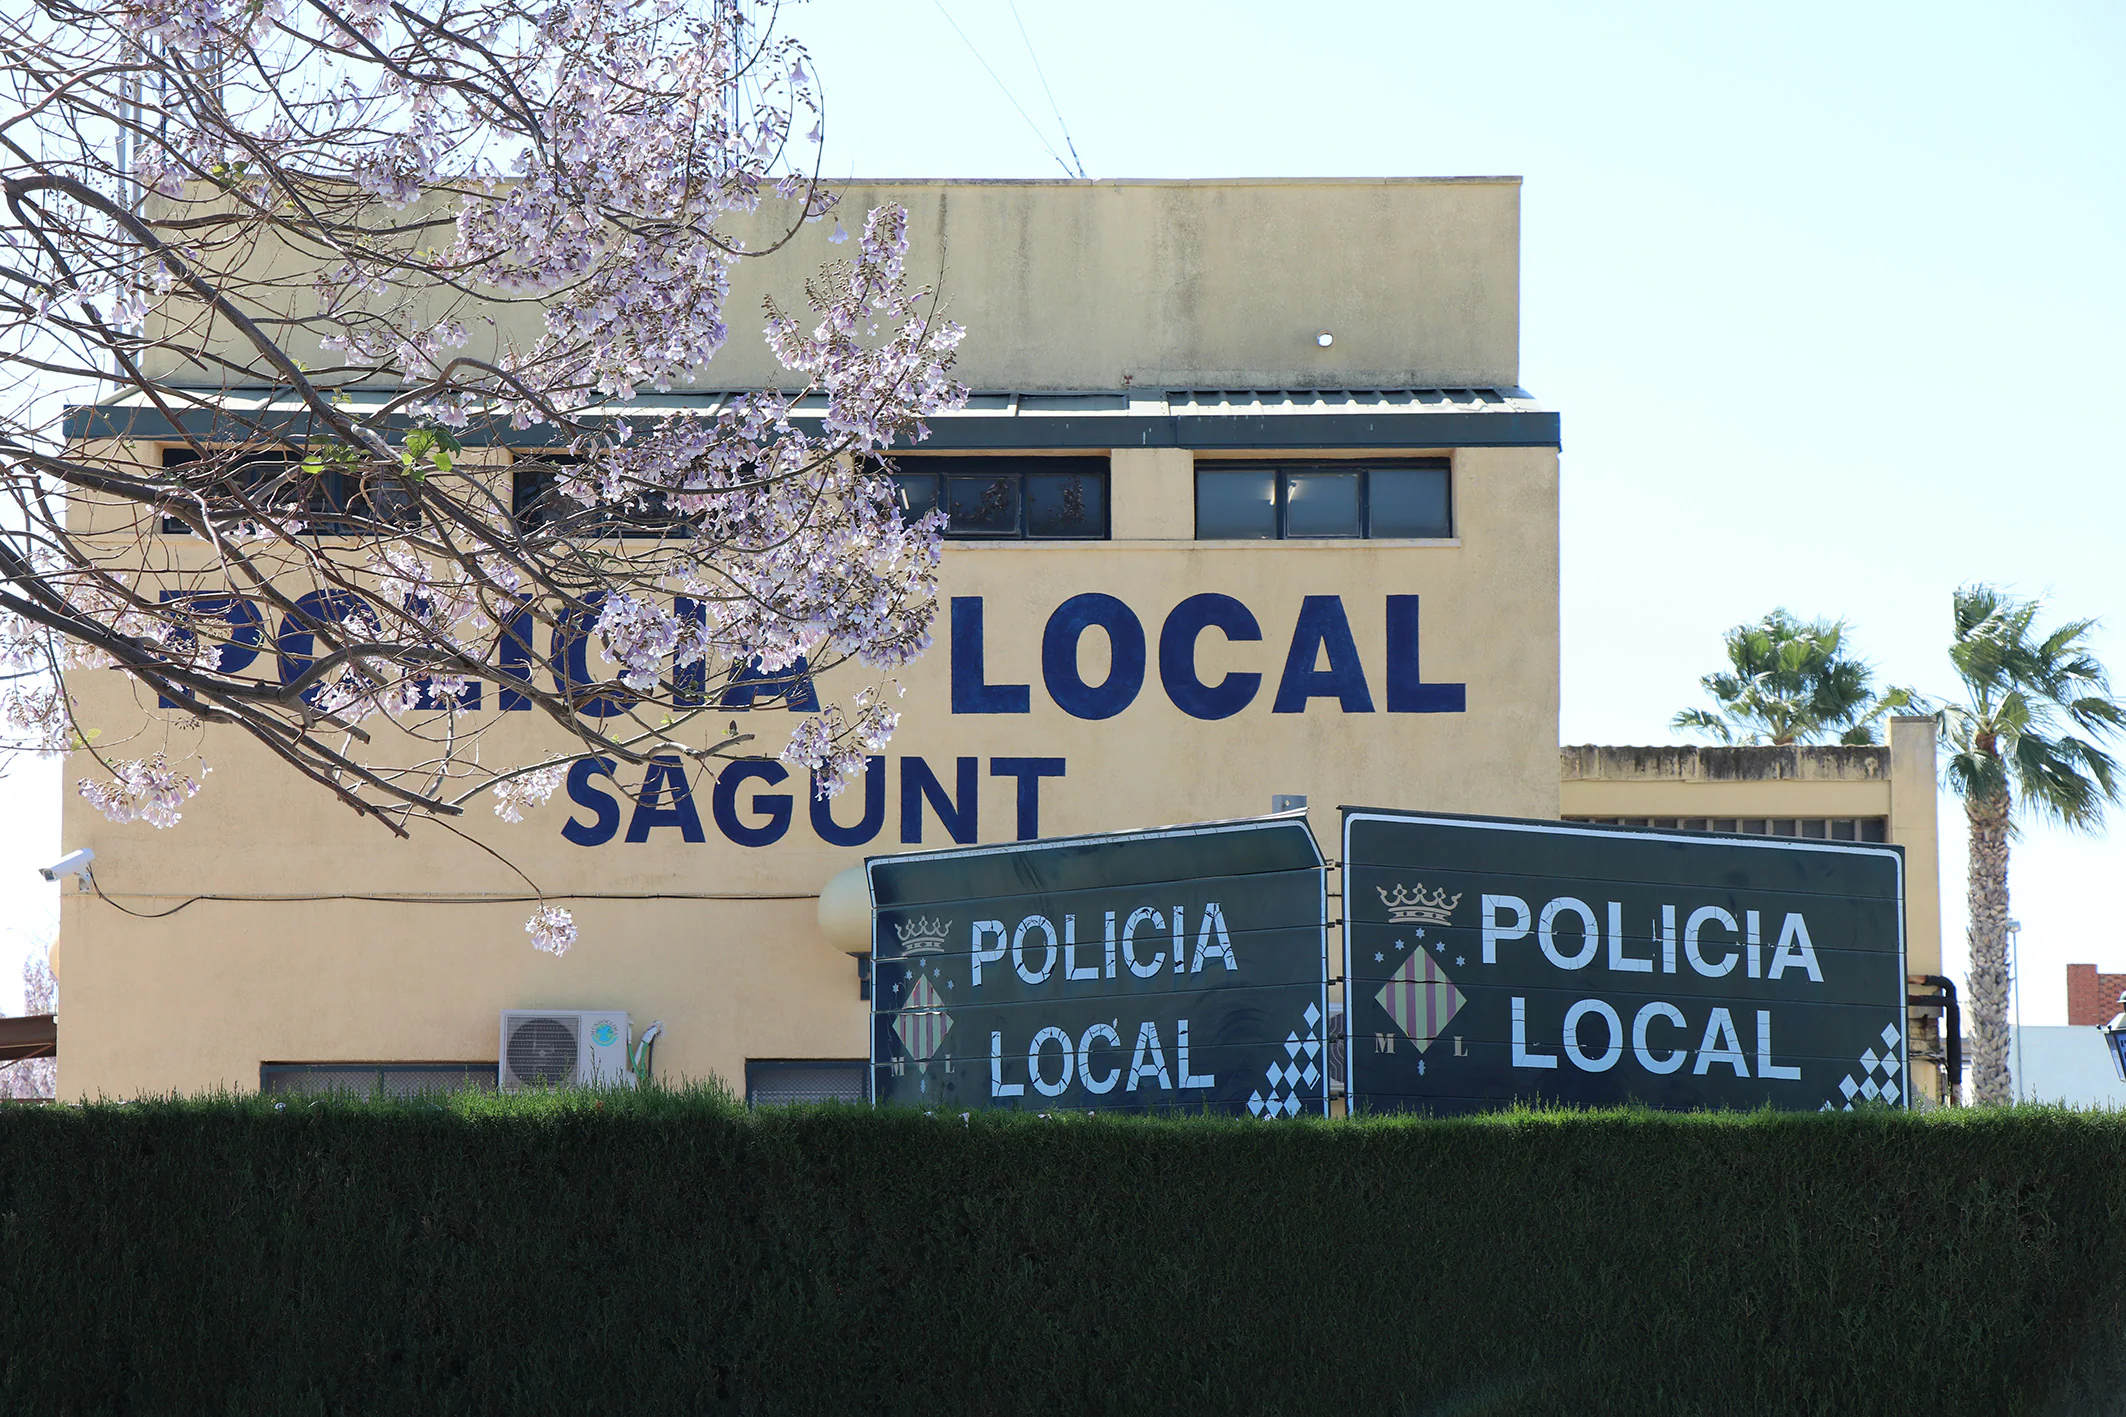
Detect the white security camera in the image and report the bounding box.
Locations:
[38,848,95,888]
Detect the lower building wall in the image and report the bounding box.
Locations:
[60,715,1943,1104]
[58,897,858,1098]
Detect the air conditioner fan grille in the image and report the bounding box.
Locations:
[507,1016,579,1086]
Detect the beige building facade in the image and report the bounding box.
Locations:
[55,177,1943,1105]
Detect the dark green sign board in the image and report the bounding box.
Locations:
[1343,809,1908,1114]
[869,816,1329,1115]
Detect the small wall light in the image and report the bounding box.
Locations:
[2103,991,2126,1082]
[1315,332,1334,348]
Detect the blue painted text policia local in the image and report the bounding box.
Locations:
[558,592,1464,849]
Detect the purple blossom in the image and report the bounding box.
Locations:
[3,0,967,960]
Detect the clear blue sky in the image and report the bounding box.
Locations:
[5,1,2121,1030]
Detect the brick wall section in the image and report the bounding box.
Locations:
[2067,964,2126,1026]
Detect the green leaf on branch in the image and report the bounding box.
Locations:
[400,428,462,481]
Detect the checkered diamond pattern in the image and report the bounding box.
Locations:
[1821,1022,1904,1111]
[1249,1003,1324,1118]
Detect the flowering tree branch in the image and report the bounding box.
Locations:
[0,0,965,949]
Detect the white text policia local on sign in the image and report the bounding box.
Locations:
[1482,893,1824,1080]
[559,592,1464,849]
[965,905,1241,1104]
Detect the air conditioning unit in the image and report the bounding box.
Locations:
[499,1010,635,1091]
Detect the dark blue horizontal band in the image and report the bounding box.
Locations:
[65,400,1560,453]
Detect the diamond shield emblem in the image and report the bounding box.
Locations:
[1376,948,1465,1053]
[892,975,951,1063]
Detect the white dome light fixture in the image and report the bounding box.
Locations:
[1316,331,1335,348]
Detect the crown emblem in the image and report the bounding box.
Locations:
[893,916,950,955]
[1377,883,1461,927]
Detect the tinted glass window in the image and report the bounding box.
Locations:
[1367,467,1451,538]
[943,473,1021,536]
[1283,470,1361,538]
[514,455,684,538]
[512,462,559,528]
[1195,460,1452,541]
[162,446,354,534]
[1195,469,1277,539]
[888,457,1109,539]
[893,474,938,523]
[1024,469,1107,538]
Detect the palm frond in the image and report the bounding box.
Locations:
[1670,708,1735,744]
[2009,732,2117,831]
[1938,584,2125,833]
[1675,608,1901,746]
[1944,747,2010,805]
[2067,695,2126,736]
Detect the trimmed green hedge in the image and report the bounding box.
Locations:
[3,1093,2125,1415]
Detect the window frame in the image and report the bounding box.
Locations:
[1193,458,1453,541]
[888,455,1112,541]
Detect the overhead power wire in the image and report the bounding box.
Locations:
[930,0,1078,179]
[1007,0,1086,178]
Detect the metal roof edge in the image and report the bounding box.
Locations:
[820,175,1524,188]
[65,403,1562,452]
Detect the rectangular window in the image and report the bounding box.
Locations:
[1282,469,1361,538]
[1368,466,1454,538]
[1195,460,1451,540]
[1566,815,1891,843]
[745,1059,867,1105]
[260,1062,497,1098]
[161,446,404,536]
[512,454,685,538]
[890,457,1109,540]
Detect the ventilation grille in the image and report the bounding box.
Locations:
[505,1016,581,1087]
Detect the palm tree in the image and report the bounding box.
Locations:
[1673,609,1920,746]
[1941,585,2125,1105]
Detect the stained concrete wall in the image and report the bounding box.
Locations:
[137,178,1522,393]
